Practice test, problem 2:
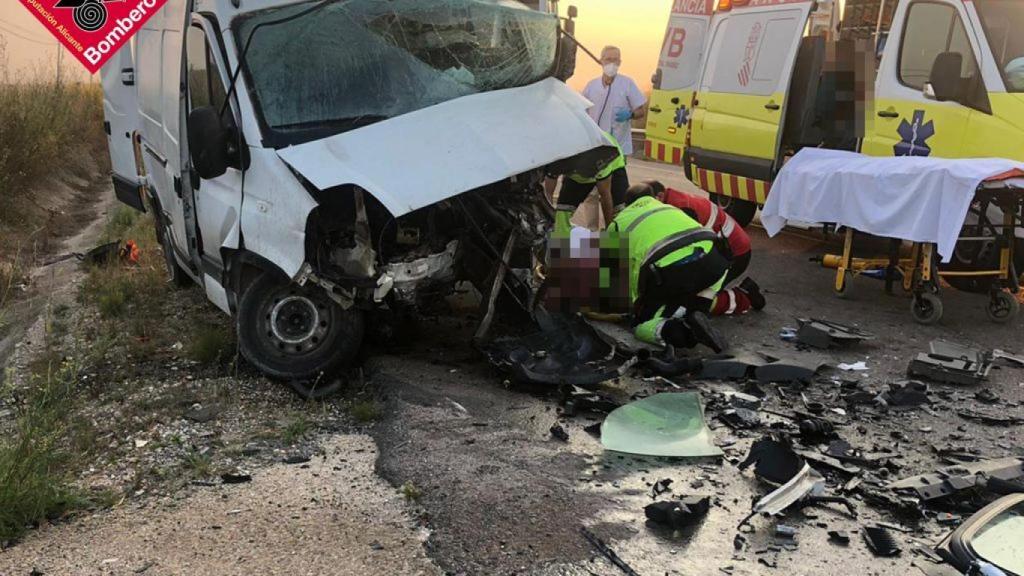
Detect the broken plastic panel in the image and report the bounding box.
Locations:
[909,340,993,386]
[601,393,723,458]
[237,0,558,140]
[749,463,826,517]
[795,318,875,349]
[889,457,1024,501]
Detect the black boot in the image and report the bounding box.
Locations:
[739,278,766,311]
[685,310,727,353]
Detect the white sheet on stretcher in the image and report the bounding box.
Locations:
[761,149,1024,262]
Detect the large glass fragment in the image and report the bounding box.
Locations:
[601,392,723,458]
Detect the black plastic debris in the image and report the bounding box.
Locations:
[739,437,804,485]
[889,457,1024,500]
[580,527,640,576]
[220,471,252,484]
[561,387,622,416]
[863,526,900,557]
[719,408,761,430]
[774,525,797,539]
[878,381,931,408]
[482,315,621,389]
[957,408,1024,426]
[755,358,824,384]
[650,478,673,499]
[644,496,711,529]
[583,422,602,438]
[282,454,311,465]
[974,389,1000,405]
[798,417,836,443]
[828,530,850,545]
[825,439,886,468]
[795,318,875,349]
[700,352,774,380]
[908,341,993,385]
[550,423,569,442]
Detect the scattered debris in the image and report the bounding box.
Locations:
[878,381,931,408]
[889,457,1024,500]
[650,478,673,499]
[957,408,1024,426]
[282,454,311,465]
[828,530,850,545]
[863,526,901,557]
[701,352,774,380]
[739,438,805,485]
[837,361,869,372]
[601,393,723,458]
[220,471,252,485]
[549,423,570,442]
[798,418,836,443]
[774,525,798,539]
[644,496,711,529]
[909,341,992,385]
[795,318,875,349]
[580,527,640,576]
[719,408,761,430]
[755,359,824,384]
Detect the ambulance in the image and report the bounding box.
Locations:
[100,0,615,382]
[646,0,1024,227]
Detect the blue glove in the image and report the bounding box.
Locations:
[615,108,633,123]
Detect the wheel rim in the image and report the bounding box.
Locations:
[264,292,331,355]
[914,296,935,318]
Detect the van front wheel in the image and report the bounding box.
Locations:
[711,193,757,228]
[237,272,364,381]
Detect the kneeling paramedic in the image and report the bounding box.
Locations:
[643,180,766,315]
[606,186,729,352]
[553,134,629,236]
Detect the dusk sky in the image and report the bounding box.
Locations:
[1,0,671,88]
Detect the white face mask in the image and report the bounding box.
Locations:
[603,63,620,78]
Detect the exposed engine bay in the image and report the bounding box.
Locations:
[302,169,555,316]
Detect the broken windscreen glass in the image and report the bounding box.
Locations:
[235,0,560,146]
[972,501,1024,574]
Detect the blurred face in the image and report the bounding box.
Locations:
[601,48,622,67]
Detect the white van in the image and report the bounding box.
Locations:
[101,0,615,380]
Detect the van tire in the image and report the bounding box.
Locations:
[236,272,364,381]
[711,194,757,228]
[154,219,192,288]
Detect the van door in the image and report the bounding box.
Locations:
[100,46,145,212]
[861,0,982,158]
[687,0,814,206]
[184,18,244,275]
[644,0,714,165]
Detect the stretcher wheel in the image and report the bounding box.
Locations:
[985,291,1019,324]
[911,293,943,325]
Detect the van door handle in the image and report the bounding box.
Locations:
[650,106,662,114]
[764,101,781,111]
[878,108,899,118]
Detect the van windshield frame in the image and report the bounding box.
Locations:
[974,0,1024,93]
[233,0,561,148]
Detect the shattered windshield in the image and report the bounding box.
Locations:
[972,501,1024,574]
[235,0,559,146]
[975,0,1024,92]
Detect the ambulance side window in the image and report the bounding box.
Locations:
[898,2,979,90]
[186,25,227,113]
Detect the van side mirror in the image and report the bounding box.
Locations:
[927,52,963,102]
[187,106,230,180]
[555,35,578,81]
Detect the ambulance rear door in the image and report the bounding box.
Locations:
[687,0,814,206]
[644,0,715,165]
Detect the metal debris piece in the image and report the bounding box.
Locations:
[746,463,827,520]
[775,525,797,539]
[795,318,875,349]
[828,530,850,545]
[889,457,1024,500]
[798,417,836,442]
[863,526,901,557]
[909,341,993,385]
[601,393,723,458]
[220,471,252,484]
[991,349,1024,366]
[580,527,640,576]
[825,439,887,468]
[795,449,862,476]
[644,496,710,529]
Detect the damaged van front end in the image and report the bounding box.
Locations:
[149,0,616,381]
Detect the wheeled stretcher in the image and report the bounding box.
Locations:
[761,149,1024,325]
[822,177,1024,324]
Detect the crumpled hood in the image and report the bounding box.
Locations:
[276,78,611,217]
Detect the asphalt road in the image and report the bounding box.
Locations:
[364,164,1024,575]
